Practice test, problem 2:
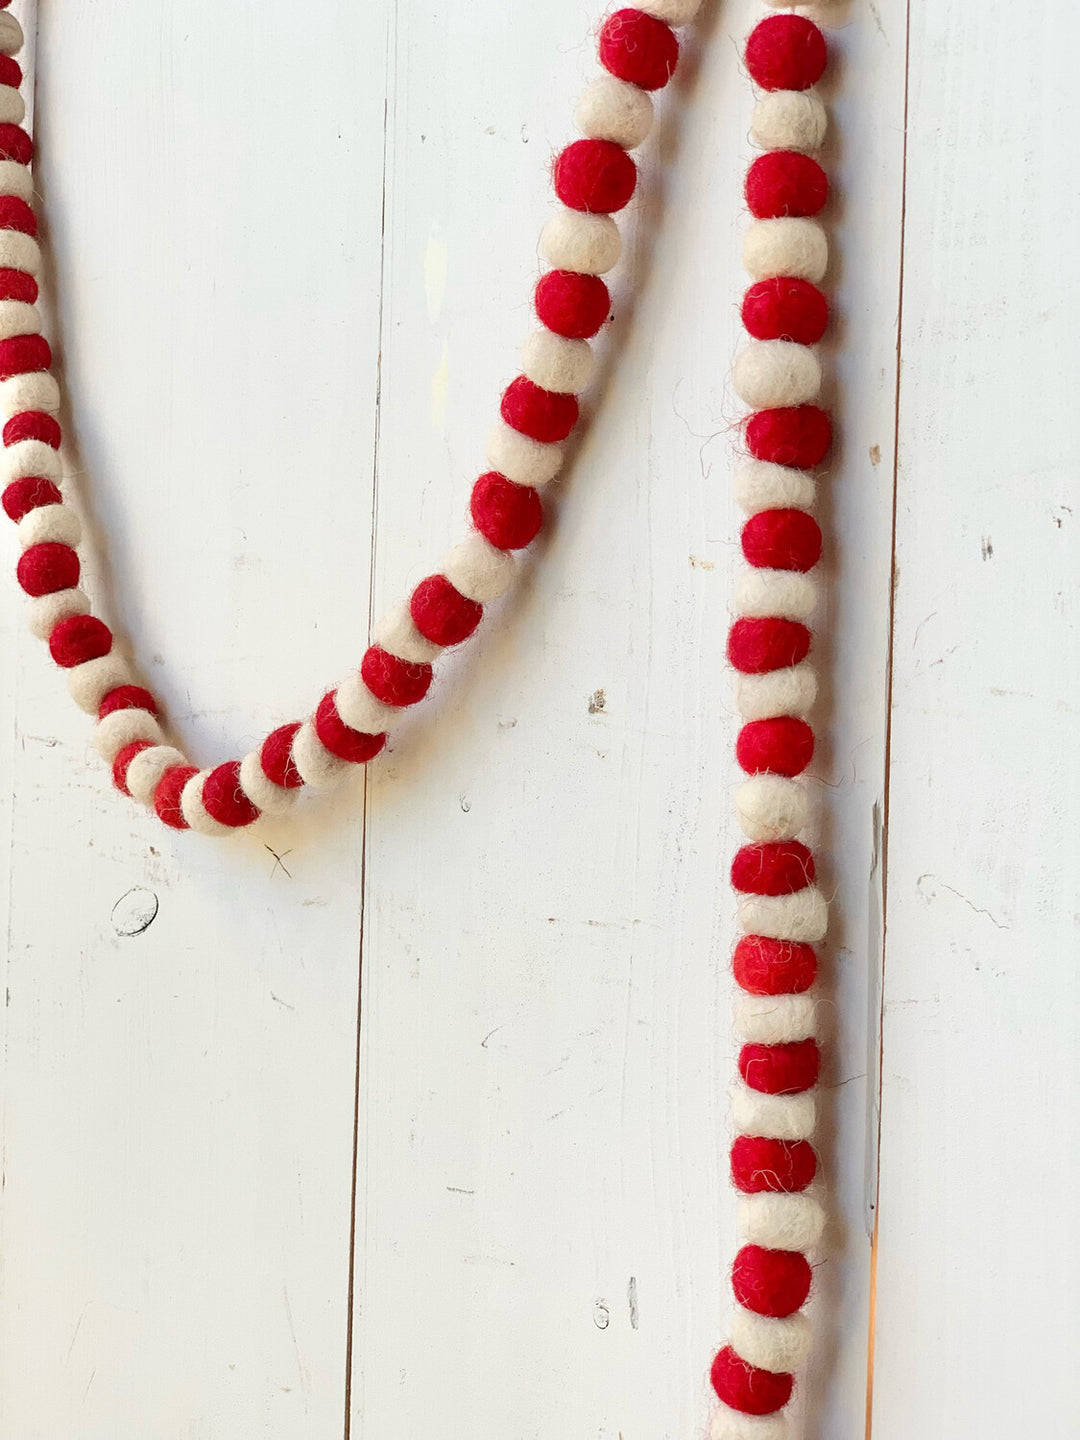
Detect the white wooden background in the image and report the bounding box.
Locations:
[0,1,1075,1436]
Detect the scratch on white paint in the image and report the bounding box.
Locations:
[424,226,447,324]
[431,335,449,435]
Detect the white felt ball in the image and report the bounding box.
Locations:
[335,673,400,736]
[730,1308,812,1374]
[708,1403,789,1440]
[738,1192,826,1252]
[0,85,25,126]
[3,438,61,485]
[734,460,816,514]
[371,602,441,665]
[0,370,61,418]
[0,13,23,56]
[26,587,90,642]
[540,208,622,275]
[735,992,816,1045]
[735,775,808,843]
[733,341,821,409]
[635,0,702,22]
[521,329,594,394]
[0,230,40,276]
[67,653,133,714]
[92,707,163,764]
[180,771,235,838]
[738,887,827,944]
[238,749,299,815]
[486,421,564,488]
[743,218,827,284]
[0,299,41,340]
[17,503,80,549]
[0,160,34,204]
[576,75,654,149]
[735,569,818,622]
[126,745,188,808]
[736,662,818,722]
[751,89,827,154]
[443,534,515,603]
[290,717,354,789]
[731,1082,816,1141]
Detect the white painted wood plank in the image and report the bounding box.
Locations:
[351,4,904,1436]
[0,3,391,1435]
[872,2,1080,1433]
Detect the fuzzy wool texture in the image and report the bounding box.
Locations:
[734,460,815,515]
[179,770,234,838]
[733,341,820,410]
[575,74,654,149]
[735,774,808,843]
[66,653,133,714]
[0,13,21,57]
[750,89,826,153]
[735,992,816,1045]
[743,218,827,284]
[92,706,162,763]
[238,748,298,814]
[736,662,818,721]
[443,533,515,603]
[521,328,594,394]
[731,1083,815,1142]
[0,84,23,126]
[486,420,564,487]
[738,887,827,943]
[290,718,353,789]
[333,672,398,738]
[371,602,442,664]
[0,297,39,338]
[735,568,817,622]
[16,502,79,549]
[26,585,89,641]
[0,369,59,416]
[635,0,701,24]
[738,1192,826,1252]
[3,436,61,484]
[125,745,187,809]
[0,158,32,202]
[0,227,39,275]
[540,207,622,274]
[730,1308,812,1374]
[708,1403,789,1440]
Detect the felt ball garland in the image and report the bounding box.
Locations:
[708,13,831,1439]
[0,1,701,837]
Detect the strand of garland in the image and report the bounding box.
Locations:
[0,0,701,835]
[709,11,832,1439]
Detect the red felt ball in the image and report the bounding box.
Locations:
[314,690,386,765]
[535,270,610,339]
[742,508,822,572]
[3,475,61,520]
[554,138,637,214]
[0,125,32,165]
[0,267,36,304]
[732,840,815,896]
[500,375,579,444]
[48,613,112,668]
[4,410,61,448]
[731,1135,817,1194]
[732,1245,813,1318]
[737,717,815,777]
[745,14,826,92]
[201,759,261,828]
[727,617,811,674]
[112,739,154,796]
[0,194,36,236]
[154,764,199,828]
[710,1346,793,1416]
[0,56,21,88]
[98,684,158,720]
[470,471,543,551]
[410,573,483,648]
[739,1038,820,1095]
[599,8,679,91]
[261,722,304,789]
[360,645,433,708]
[746,151,828,219]
[733,936,817,995]
[17,540,79,596]
[0,332,51,381]
[742,277,828,345]
[746,405,832,470]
